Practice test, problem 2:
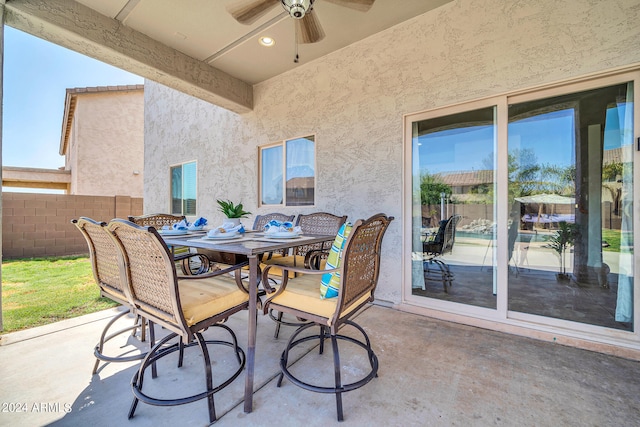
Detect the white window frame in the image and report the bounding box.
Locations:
[169,160,197,216]
[259,135,316,207]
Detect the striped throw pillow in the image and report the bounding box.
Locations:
[319,222,352,299]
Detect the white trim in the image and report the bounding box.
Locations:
[496,97,509,318]
[168,160,197,216]
[397,301,640,360]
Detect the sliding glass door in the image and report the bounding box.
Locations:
[410,104,498,309]
[406,71,636,337]
[507,81,634,331]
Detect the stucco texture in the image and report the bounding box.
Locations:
[69,90,144,197]
[144,0,640,305]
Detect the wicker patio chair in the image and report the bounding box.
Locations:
[252,212,296,259]
[128,213,210,275]
[107,219,250,424]
[262,212,347,338]
[423,214,461,292]
[252,212,296,231]
[72,217,147,374]
[127,213,186,228]
[262,213,393,421]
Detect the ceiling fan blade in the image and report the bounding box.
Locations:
[296,10,325,44]
[323,0,375,12]
[227,0,279,25]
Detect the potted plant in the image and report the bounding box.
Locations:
[216,199,251,225]
[543,221,577,282]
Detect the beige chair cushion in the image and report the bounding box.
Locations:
[261,254,304,278]
[179,276,249,326]
[269,274,370,326]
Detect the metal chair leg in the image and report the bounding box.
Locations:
[128,325,245,422]
[274,311,283,338]
[92,309,147,375]
[269,308,312,339]
[278,320,378,422]
[195,332,216,423]
[331,334,344,422]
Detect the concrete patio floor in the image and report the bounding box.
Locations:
[1,303,639,427]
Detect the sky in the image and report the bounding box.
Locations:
[2,27,144,170]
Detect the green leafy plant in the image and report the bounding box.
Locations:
[543,221,577,279]
[216,199,251,219]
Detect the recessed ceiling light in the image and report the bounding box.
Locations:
[259,36,275,47]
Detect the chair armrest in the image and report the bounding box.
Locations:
[304,249,328,269]
[178,260,249,279]
[179,260,251,293]
[173,252,199,261]
[261,263,336,293]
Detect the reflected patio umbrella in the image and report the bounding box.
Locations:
[515,194,576,205]
[515,194,575,226]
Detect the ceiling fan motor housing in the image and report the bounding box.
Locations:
[281,0,315,19]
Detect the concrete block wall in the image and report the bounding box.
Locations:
[2,192,143,259]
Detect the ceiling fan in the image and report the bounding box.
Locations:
[227,0,376,44]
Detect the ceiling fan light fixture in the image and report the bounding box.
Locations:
[281,0,314,19]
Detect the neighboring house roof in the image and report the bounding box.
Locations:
[59,84,144,156]
[439,170,494,187]
[603,147,624,165]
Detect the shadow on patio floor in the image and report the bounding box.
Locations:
[1,304,639,426]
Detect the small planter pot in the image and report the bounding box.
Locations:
[226,218,241,227]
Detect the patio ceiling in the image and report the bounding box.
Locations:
[3,0,451,113]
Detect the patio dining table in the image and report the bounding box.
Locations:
[162,230,336,413]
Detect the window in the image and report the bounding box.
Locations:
[170,161,197,215]
[260,135,315,207]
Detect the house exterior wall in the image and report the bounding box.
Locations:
[144,0,640,307]
[66,89,144,197]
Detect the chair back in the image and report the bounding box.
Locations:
[441,214,461,255]
[107,219,187,337]
[252,213,295,231]
[334,213,393,322]
[73,217,130,306]
[128,213,186,228]
[293,212,348,257]
[424,214,460,256]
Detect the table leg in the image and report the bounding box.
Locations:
[244,255,258,413]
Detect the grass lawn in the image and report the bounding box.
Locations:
[1,256,119,334]
[602,228,622,253]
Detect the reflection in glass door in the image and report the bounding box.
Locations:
[411,107,497,309]
[507,82,634,331]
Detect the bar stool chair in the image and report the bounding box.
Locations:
[72,217,148,374]
[128,213,211,275]
[107,219,250,423]
[262,213,393,421]
[262,212,348,338]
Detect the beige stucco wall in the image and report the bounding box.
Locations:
[144,0,640,306]
[67,89,144,197]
